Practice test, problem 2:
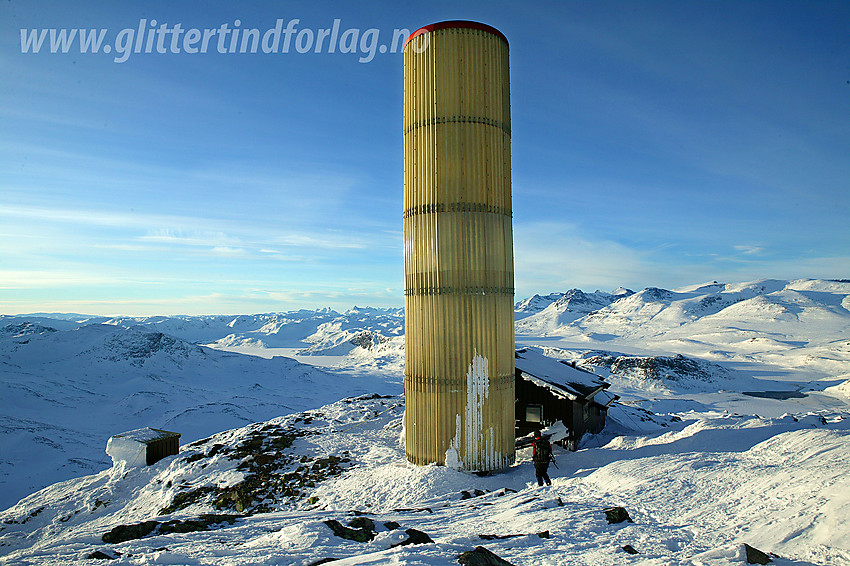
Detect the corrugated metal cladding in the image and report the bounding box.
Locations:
[403,21,515,472]
[145,429,181,465]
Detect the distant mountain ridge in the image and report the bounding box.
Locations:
[514,288,634,324]
[516,279,850,375]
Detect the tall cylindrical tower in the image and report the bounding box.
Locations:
[403,21,515,472]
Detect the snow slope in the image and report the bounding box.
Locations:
[0,323,397,511]
[0,395,847,565]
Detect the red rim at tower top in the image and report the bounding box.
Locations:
[404,20,509,49]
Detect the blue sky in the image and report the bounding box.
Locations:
[2,1,848,315]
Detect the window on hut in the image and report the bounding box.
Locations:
[526,404,543,423]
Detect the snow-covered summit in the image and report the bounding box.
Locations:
[514,292,566,319]
[1,321,58,338]
[515,288,633,328]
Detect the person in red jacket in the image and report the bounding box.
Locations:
[532,430,552,486]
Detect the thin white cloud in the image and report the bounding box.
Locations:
[139,229,242,247]
[733,245,764,255]
[0,203,211,230]
[276,233,366,250]
[0,270,116,290]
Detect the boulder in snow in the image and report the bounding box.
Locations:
[390,528,434,547]
[323,519,375,542]
[458,546,515,566]
[604,506,633,524]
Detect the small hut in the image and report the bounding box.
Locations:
[515,348,617,450]
[106,427,181,467]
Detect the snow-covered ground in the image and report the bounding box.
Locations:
[1,278,849,564]
[0,395,847,565]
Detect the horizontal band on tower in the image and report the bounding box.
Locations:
[404,373,515,385]
[403,202,512,219]
[404,286,514,297]
[404,116,511,136]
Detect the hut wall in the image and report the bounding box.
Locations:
[145,432,180,465]
[514,372,576,440]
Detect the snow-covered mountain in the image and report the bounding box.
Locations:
[514,288,633,321]
[296,307,404,356]
[516,279,850,376]
[88,307,406,359]
[0,322,397,511]
[98,310,342,348]
[514,288,634,326]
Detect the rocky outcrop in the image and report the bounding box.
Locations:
[159,422,350,516]
[458,546,515,566]
[324,519,375,542]
[101,514,239,544]
[479,531,549,540]
[390,528,434,547]
[604,506,633,524]
[584,353,728,385]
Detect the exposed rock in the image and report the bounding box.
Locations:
[347,517,375,531]
[479,531,549,541]
[101,520,159,544]
[585,353,727,385]
[158,423,350,517]
[86,550,119,560]
[383,521,401,530]
[604,506,633,524]
[323,519,374,542]
[458,546,515,566]
[308,559,339,565]
[101,515,239,544]
[622,545,640,554]
[390,528,434,548]
[2,322,57,338]
[349,330,388,350]
[458,489,487,500]
[744,544,773,564]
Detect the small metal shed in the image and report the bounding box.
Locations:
[106,427,181,467]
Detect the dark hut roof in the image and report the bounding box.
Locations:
[515,347,616,406]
